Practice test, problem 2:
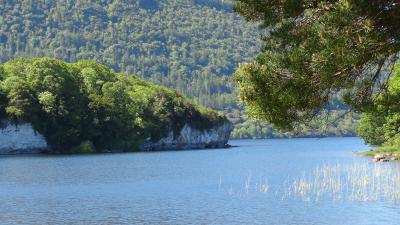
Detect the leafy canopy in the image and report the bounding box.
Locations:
[357,64,400,147]
[0,0,257,110]
[233,0,400,129]
[0,0,361,139]
[0,58,227,153]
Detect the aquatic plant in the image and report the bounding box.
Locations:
[222,162,400,202]
[288,162,400,202]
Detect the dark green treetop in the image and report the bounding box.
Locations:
[233,0,400,129]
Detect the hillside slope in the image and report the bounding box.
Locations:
[0,0,258,109]
[0,0,358,138]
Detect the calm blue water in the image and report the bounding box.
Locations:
[1,137,399,225]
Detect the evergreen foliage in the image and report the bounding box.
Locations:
[233,0,400,129]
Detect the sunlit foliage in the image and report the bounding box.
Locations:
[0,58,227,153]
[234,0,400,129]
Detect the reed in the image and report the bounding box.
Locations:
[288,162,400,202]
[221,162,400,202]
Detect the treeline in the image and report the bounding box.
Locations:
[0,0,358,138]
[0,0,258,110]
[229,108,358,139]
[0,58,227,153]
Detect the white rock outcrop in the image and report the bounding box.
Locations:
[139,122,233,151]
[0,121,233,154]
[0,123,48,154]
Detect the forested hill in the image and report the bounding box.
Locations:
[0,0,358,138]
[0,0,258,110]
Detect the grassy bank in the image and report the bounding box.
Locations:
[358,146,400,162]
[359,146,400,156]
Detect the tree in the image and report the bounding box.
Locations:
[0,57,227,153]
[0,0,366,138]
[233,0,400,129]
[357,64,400,147]
[0,65,8,121]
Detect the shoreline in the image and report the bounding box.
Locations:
[0,144,233,156]
[357,149,400,162]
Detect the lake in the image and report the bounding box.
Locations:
[1,137,400,225]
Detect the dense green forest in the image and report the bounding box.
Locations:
[0,0,358,138]
[0,0,254,109]
[0,57,227,153]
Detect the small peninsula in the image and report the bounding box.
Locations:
[0,58,232,154]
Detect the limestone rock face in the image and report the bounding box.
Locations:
[373,153,399,162]
[0,123,48,154]
[139,122,233,151]
[0,121,233,154]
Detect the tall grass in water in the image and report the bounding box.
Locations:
[220,162,400,202]
[288,162,400,202]
[220,172,270,197]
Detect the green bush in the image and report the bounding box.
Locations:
[356,113,386,146]
[69,141,96,154]
[357,64,400,150]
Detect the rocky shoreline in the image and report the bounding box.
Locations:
[0,122,233,154]
[139,122,233,151]
[371,153,400,162]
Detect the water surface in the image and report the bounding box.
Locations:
[1,138,399,225]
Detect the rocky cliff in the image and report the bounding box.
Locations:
[0,122,233,154]
[0,123,48,154]
[139,122,233,151]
